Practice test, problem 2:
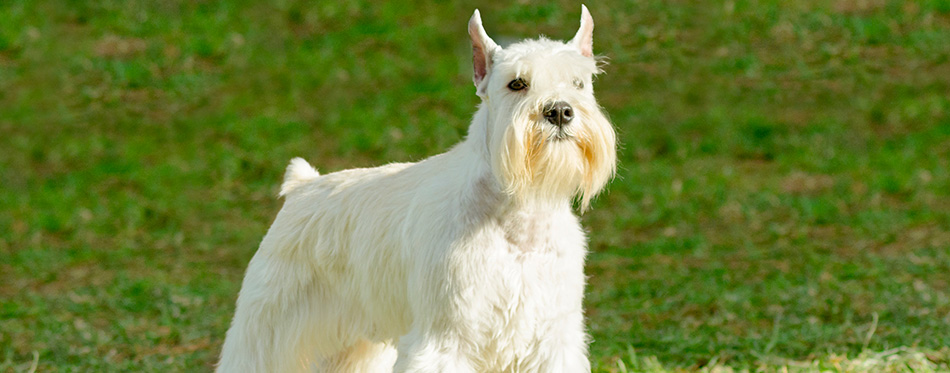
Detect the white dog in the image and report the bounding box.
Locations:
[217,5,616,372]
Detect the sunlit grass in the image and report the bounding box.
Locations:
[1,0,949,371]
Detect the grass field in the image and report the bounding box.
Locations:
[2,0,950,371]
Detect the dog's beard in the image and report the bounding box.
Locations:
[491,99,616,210]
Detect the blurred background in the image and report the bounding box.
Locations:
[1,0,948,371]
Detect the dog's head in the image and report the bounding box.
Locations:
[469,5,616,210]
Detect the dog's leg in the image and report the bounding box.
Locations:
[541,353,591,373]
[217,253,325,372]
[392,327,476,373]
[536,315,592,373]
[320,339,397,373]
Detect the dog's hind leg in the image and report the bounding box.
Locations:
[217,252,330,372]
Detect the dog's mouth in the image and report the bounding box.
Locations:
[549,127,573,142]
[551,132,571,142]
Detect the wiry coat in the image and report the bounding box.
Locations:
[217,6,615,372]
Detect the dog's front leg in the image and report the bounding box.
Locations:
[532,300,592,372]
[392,326,476,373]
[536,320,592,373]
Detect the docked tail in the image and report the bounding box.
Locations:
[280,157,320,196]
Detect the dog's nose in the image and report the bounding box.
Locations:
[543,101,574,127]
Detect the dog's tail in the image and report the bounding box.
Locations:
[280,157,320,197]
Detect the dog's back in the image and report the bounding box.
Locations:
[219,155,449,372]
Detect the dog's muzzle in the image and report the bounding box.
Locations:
[543,101,574,128]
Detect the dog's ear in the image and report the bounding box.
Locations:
[469,9,499,97]
[571,5,594,58]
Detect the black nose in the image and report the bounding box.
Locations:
[543,101,574,127]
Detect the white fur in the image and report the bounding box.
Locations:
[217,5,615,372]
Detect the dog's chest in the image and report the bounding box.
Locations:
[501,210,555,253]
[464,209,587,369]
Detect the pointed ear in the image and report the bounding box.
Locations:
[571,5,594,58]
[469,9,499,96]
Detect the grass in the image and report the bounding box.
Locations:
[1,0,949,371]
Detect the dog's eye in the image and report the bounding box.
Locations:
[507,78,528,91]
[573,78,584,89]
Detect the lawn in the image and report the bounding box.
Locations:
[1,0,949,371]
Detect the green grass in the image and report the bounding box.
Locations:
[2,0,949,371]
